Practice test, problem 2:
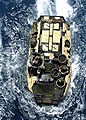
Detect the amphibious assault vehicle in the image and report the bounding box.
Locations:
[27,16,71,105]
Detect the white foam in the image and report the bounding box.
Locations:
[71,54,80,88]
[36,0,54,17]
[27,16,34,25]
[27,18,31,24]
[71,22,78,34]
[55,0,73,18]
[36,0,73,19]
[27,4,37,25]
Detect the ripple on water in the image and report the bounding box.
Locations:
[0,0,86,119]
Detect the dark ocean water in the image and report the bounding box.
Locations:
[0,0,86,120]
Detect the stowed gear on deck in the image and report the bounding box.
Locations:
[27,52,69,104]
[27,16,71,105]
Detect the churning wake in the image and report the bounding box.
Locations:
[0,0,86,119]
